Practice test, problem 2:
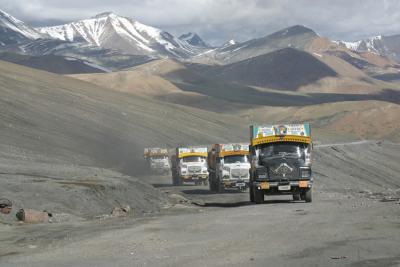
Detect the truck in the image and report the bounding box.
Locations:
[249,124,313,204]
[143,148,170,175]
[208,143,250,192]
[171,147,209,186]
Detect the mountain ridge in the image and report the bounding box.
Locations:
[37,12,209,58]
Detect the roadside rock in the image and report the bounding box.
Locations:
[16,209,51,224]
[111,206,131,217]
[168,194,191,204]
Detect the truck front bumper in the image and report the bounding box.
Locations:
[253,180,312,194]
[223,179,249,189]
[181,174,208,181]
[151,167,170,174]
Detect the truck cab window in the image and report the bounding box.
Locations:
[182,156,205,163]
[223,155,249,164]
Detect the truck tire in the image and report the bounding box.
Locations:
[217,183,225,193]
[203,180,208,186]
[305,188,312,203]
[293,193,301,201]
[249,185,254,202]
[172,173,177,186]
[254,188,264,204]
[209,179,213,191]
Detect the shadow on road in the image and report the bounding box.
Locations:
[193,199,295,208]
[152,183,173,188]
[182,189,245,195]
[193,201,251,208]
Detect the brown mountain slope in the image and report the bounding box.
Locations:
[239,100,400,142]
[0,60,246,174]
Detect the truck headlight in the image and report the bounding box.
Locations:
[301,168,311,178]
[255,167,267,179]
[181,168,188,174]
[222,170,230,177]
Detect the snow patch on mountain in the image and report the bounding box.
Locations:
[37,12,208,58]
[179,32,210,48]
[0,9,43,40]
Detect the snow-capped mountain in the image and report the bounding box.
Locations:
[192,25,318,65]
[221,39,237,48]
[339,35,400,63]
[37,12,207,58]
[179,33,210,48]
[0,9,44,46]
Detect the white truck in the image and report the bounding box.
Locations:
[171,147,209,186]
[208,143,251,192]
[143,148,170,175]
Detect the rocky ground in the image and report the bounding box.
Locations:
[1,141,399,267]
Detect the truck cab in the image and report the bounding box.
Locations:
[171,147,209,185]
[249,124,313,204]
[208,143,250,192]
[144,148,170,174]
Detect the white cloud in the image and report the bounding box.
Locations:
[1,0,399,45]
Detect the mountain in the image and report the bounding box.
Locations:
[0,52,106,74]
[0,9,44,46]
[192,25,318,64]
[19,38,155,71]
[179,33,210,48]
[37,12,208,58]
[339,35,400,63]
[207,47,337,90]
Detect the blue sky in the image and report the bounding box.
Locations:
[1,0,399,45]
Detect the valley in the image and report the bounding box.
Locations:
[0,4,399,267]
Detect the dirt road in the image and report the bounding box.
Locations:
[1,141,400,267]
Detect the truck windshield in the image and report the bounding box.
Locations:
[182,156,205,163]
[151,156,167,160]
[224,155,249,164]
[259,142,308,158]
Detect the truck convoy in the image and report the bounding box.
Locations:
[208,143,250,192]
[171,147,209,186]
[143,148,170,174]
[249,124,313,204]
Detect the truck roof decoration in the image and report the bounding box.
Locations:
[250,124,311,146]
[177,147,208,158]
[144,148,169,157]
[214,143,250,157]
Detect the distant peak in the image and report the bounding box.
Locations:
[222,39,237,47]
[179,32,196,39]
[179,32,210,48]
[91,12,118,19]
[273,25,317,37]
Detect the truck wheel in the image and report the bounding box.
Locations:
[305,189,312,203]
[217,183,225,193]
[203,180,208,186]
[254,188,264,204]
[249,186,254,202]
[293,193,301,201]
[172,173,177,186]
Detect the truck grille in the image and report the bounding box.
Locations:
[231,168,249,179]
[268,163,299,180]
[188,166,202,173]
